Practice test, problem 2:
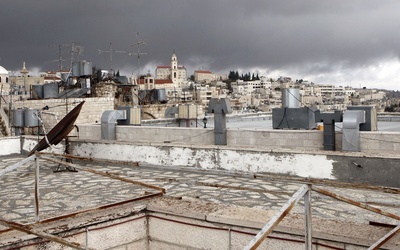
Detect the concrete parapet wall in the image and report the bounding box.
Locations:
[76,124,400,154]
[359,131,400,153]
[70,140,400,188]
[77,125,331,151]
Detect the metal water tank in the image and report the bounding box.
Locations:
[24,109,41,127]
[72,62,80,77]
[80,61,92,76]
[282,88,300,108]
[12,109,25,127]
[32,85,44,99]
[43,82,59,99]
[154,89,167,103]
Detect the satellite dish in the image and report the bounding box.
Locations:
[28,101,85,156]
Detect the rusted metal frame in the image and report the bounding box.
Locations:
[244,185,309,250]
[368,224,400,250]
[38,155,165,193]
[304,184,312,250]
[195,181,292,195]
[312,186,400,221]
[37,152,139,166]
[32,192,161,224]
[0,218,94,250]
[34,157,40,222]
[255,173,400,194]
[0,154,36,177]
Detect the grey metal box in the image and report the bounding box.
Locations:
[272,107,316,130]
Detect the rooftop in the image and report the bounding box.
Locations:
[1,148,399,248]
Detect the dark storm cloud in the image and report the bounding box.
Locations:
[1,0,400,89]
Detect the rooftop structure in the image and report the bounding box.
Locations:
[0,97,399,248]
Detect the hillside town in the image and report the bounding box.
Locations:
[0,51,397,121]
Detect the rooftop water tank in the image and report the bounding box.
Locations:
[31,85,44,99]
[154,89,167,103]
[24,109,41,127]
[12,109,25,127]
[282,88,300,108]
[43,82,59,99]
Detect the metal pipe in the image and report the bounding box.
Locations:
[244,185,309,250]
[34,156,40,222]
[0,218,94,250]
[37,152,139,167]
[304,184,312,250]
[39,155,165,193]
[312,186,400,221]
[368,224,400,249]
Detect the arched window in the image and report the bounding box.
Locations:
[174,72,176,78]
[6,77,8,83]
[0,77,2,82]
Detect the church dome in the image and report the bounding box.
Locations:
[0,65,8,75]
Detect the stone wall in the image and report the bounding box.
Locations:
[12,97,114,134]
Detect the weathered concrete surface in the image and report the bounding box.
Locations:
[330,155,400,187]
[68,139,400,188]
[1,154,399,249]
[12,135,400,188]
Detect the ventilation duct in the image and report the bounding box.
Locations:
[101,110,126,140]
[342,110,365,152]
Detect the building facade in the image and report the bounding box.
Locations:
[155,52,187,85]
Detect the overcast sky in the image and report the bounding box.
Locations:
[1,0,400,90]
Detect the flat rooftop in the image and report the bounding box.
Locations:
[1,153,399,248]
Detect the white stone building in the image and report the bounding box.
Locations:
[155,52,187,86]
[194,70,215,83]
[0,65,10,95]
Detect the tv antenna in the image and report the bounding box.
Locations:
[99,43,126,75]
[69,42,84,66]
[129,33,147,86]
[49,43,70,73]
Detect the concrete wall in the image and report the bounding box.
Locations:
[76,124,400,154]
[7,214,148,250]
[3,210,364,250]
[69,140,400,188]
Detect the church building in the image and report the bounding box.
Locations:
[155,52,187,86]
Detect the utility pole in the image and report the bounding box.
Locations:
[99,43,126,76]
[129,33,147,89]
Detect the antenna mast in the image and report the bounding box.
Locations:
[130,33,147,87]
[49,43,69,74]
[99,43,126,75]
